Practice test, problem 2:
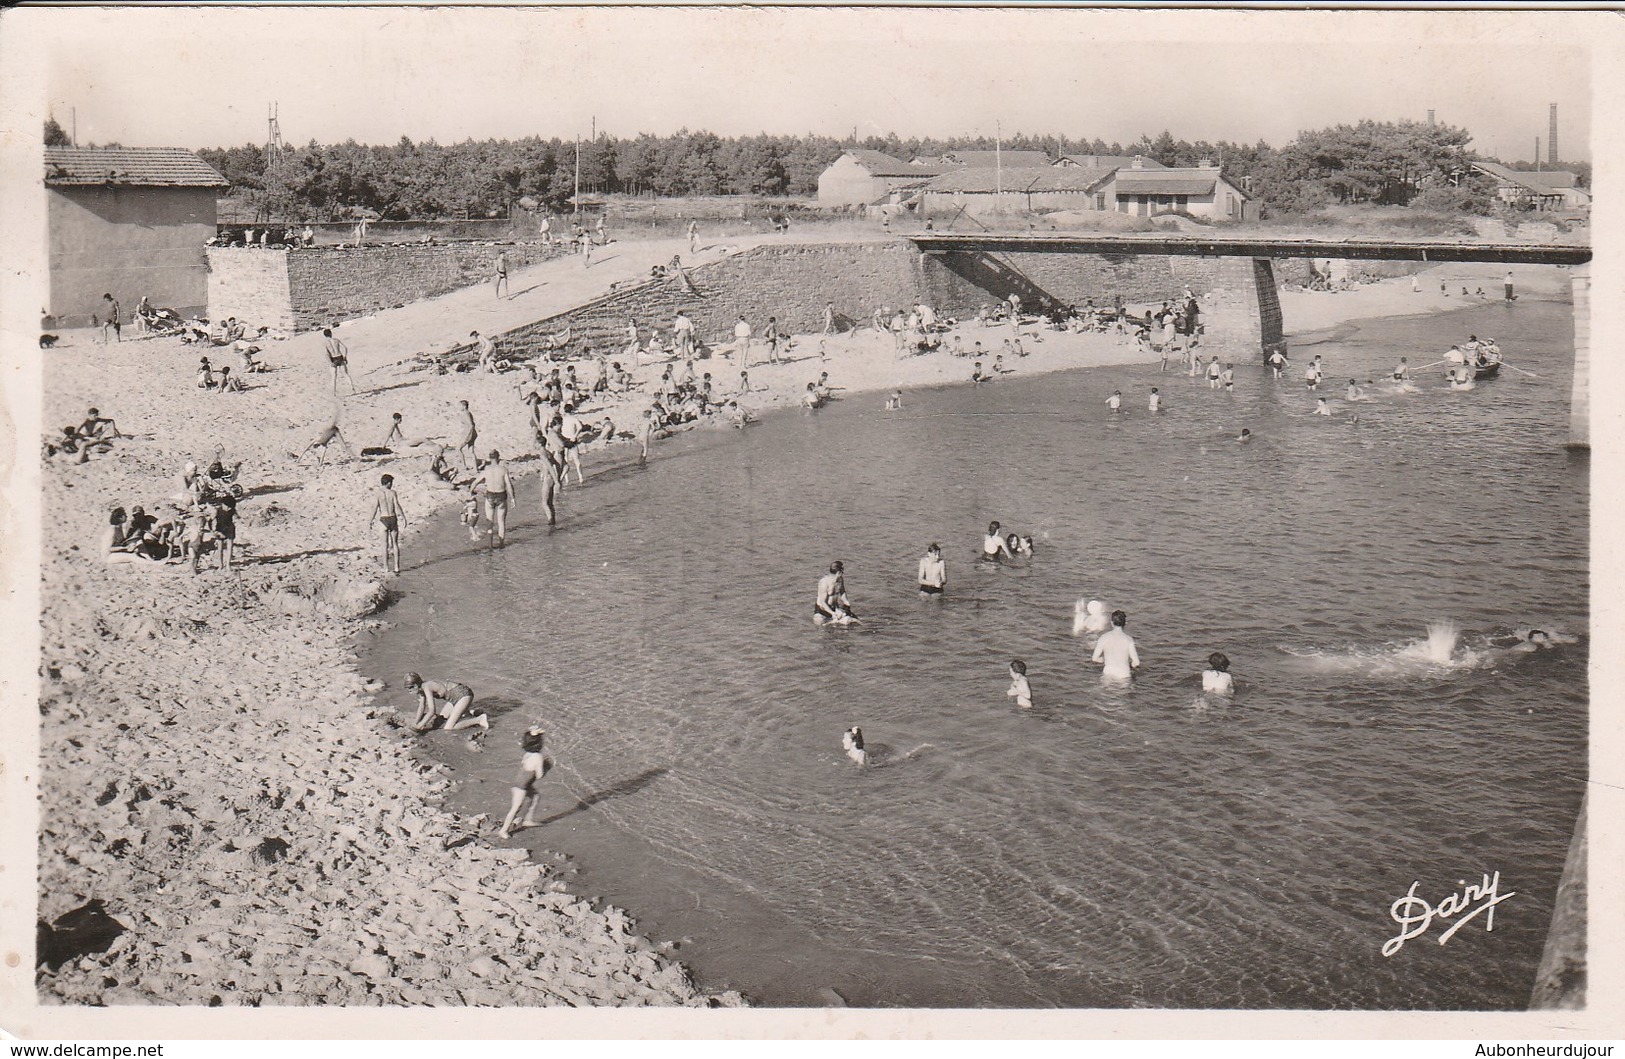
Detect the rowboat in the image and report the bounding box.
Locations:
[1473,360,1502,380]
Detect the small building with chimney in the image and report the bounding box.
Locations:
[44,146,229,326]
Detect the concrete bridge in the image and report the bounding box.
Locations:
[909,232,1593,446]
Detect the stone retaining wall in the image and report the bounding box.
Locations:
[207,242,570,333]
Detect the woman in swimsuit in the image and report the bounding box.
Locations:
[405,673,489,733]
[499,726,552,839]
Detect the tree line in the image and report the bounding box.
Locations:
[44,115,1584,222]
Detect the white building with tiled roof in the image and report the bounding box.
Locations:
[44,146,229,326]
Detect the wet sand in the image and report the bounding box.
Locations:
[34,248,1534,1005]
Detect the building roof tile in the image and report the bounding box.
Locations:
[44,146,230,188]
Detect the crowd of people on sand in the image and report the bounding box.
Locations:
[100,450,246,574]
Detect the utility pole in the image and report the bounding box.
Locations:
[71,107,77,147]
[574,134,581,218]
[996,119,1003,201]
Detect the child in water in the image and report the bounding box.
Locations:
[1202,652,1234,695]
[460,489,481,541]
[498,726,552,839]
[842,726,867,765]
[1007,660,1033,708]
[885,390,903,410]
[1107,390,1123,413]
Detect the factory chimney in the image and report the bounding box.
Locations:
[1548,103,1559,165]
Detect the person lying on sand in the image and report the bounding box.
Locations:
[405,673,489,734]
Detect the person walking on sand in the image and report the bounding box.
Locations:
[687,220,699,253]
[454,400,478,471]
[1504,270,1516,303]
[580,230,593,267]
[499,726,553,839]
[405,673,489,734]
[494,251,510,298]
[823,301,837,335]
[370,473,405,574]
[100,293,121,343]
[323,329,356,395]
[1092,609,1141,683]
[638,408,659,465]
[469,449,515,546]
[918,542,947,597]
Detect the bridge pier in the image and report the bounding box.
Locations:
[1199,257,1284,362]
[1568,266,1589,449]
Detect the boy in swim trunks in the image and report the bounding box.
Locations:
[918,543,946,597]
[369,473,404,574]
[499,726,553,839]
[405,672,489,733]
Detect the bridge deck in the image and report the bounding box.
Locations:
[908,232,1591,266]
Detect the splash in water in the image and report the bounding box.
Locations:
[1413,621,1461,664]
[1282,621,1487,678]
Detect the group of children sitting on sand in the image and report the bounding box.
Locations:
[102,454,245,574]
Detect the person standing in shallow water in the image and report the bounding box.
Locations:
[1092,610,1141,683]
[469,449,516,546]
[499,726,552,839]
[917,543,946,597]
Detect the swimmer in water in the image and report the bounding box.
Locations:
[843,726,867,765]
[1237,428,1253,443]
[885,390,903,410]
[1393,357,1410,381]
[1346,379,1363,401]
[1202,652,1234,695]
[498,726,552,839]
[1107,390,1123,413]
[1074,598,1112,637]
[1006,659,1033,709]
[917,543,946,597]
[1006,533,1034,558]
[982,521,1012,561]
[814,561,856,624]
[1314,397,1331,416]
[1091,610,1140,682]
[1267,350,1287,379]
[1148,387,1162,413]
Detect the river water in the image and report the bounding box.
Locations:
[361,293,1586,1009]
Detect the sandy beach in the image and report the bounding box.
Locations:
[34,245,1544,1006]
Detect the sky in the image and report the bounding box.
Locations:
[9,6,1599,163]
